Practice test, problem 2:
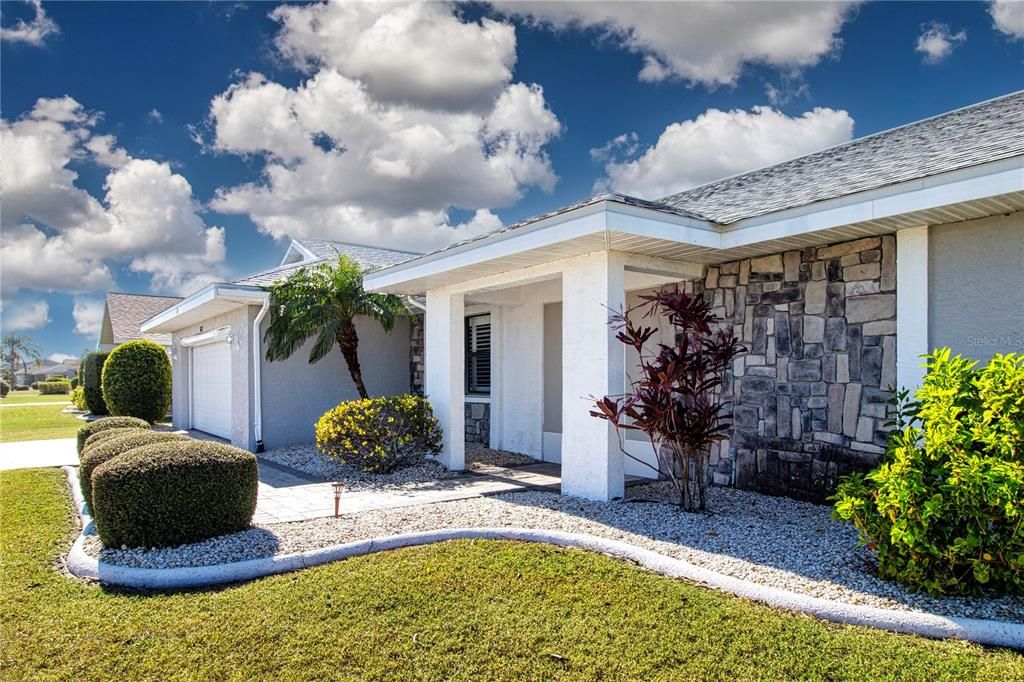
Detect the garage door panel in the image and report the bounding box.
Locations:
[191,342,232,439]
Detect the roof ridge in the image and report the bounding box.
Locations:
[296,238,424,256]
[107,291,184,300]
[660,89,1024,204]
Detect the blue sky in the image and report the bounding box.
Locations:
[1,0,1021,360]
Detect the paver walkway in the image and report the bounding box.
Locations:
[0,438,78,471]
[254,459,563,524]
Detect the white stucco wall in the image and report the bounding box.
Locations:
[172,308,412,451]
[496,301,544,458]
[259,315,412,449]
[928,212,1024,361]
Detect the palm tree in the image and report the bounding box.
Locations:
[1,335,41,385]
[264,255,406,399]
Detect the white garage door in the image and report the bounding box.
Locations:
[191,341,232,439]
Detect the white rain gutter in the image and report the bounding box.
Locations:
[405,295,426,312]
[252,296,271,453]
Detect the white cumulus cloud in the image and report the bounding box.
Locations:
[991,0,1024,39]
[1,299,51,332]
[0,0,59,46]
[72,299,105,336]
[497,1,859,85]
[207,1,561,252]
[272,0,517,111]
[0,96,228,297]
[915,22,966,63]
[595,106,855,200]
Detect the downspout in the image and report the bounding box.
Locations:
[405,295,426,312]
[252,295,271,453]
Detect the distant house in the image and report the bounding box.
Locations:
[97,292,184,352]
[16,358,78,385]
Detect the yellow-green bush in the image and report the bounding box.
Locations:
[70,385,87,410]
[833,350,1024,595]
[315,395,442,474]
[38,380,70,395]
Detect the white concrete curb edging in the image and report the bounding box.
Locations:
[60,467,1023,650]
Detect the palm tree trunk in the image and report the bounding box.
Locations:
[336,321,369,399]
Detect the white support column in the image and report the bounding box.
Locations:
[425,287,465,471]
[896,226,930,393]
[560,251,626,501]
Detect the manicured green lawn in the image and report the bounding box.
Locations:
[0,404,81,442]
[2,469,1021,680]
[0,390,72,404]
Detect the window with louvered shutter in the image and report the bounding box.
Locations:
[465,314,491,395]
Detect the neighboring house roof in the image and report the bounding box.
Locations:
[659,91,1024,224]
[102,292,184,347]
[142,240,419,333]
[233,240,421,287]
[20,362,76,378]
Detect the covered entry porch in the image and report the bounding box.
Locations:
[421,250,701,501]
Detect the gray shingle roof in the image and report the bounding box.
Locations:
[232,240,421,288]
[660,91,1024,224]
[106,292,183,346]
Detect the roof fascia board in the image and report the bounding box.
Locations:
[140,284,268,333]
[606,203,722,249]
[722,156,1024,249]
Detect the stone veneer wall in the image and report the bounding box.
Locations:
[705,235,898,501]
[408,312,490,445]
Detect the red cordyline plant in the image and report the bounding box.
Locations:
[591,287,744,511]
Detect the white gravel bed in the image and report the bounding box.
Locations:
[83,528,280,568]
[82,481,1023,623]
[465,443,537,470]
[258,443,460,488]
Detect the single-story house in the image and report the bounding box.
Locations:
[16,358,78,385]
[364,90,1024,502]
[97,292,184,352]
[143,92,1023,503]
[141,240,420,450]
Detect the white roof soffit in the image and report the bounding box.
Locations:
[140,284,269,334]
[365,156,1024,295]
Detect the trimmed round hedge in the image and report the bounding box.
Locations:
[91,440,258,548]
[0,380,8,398]
[76,417,150,455]
[79,431,190,511]
[101,340,171,423]
[81,351,110,415]
[83,426,153,453]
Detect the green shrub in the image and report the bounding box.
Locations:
[46,375,71,383]
[30,382,40,390]
[13,385,29,391]
[76,417,150,455]
[38,380,71,395]
[83,426,152,453]
[70,377,79,389]
[101,341,171,423]
[91,440,258,548]
[81,352,110,415]
[315,394,442,474]
[70,385,88,410]
[833,350,1024,596]
[0,380,8,398]
[79,431,189,511]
